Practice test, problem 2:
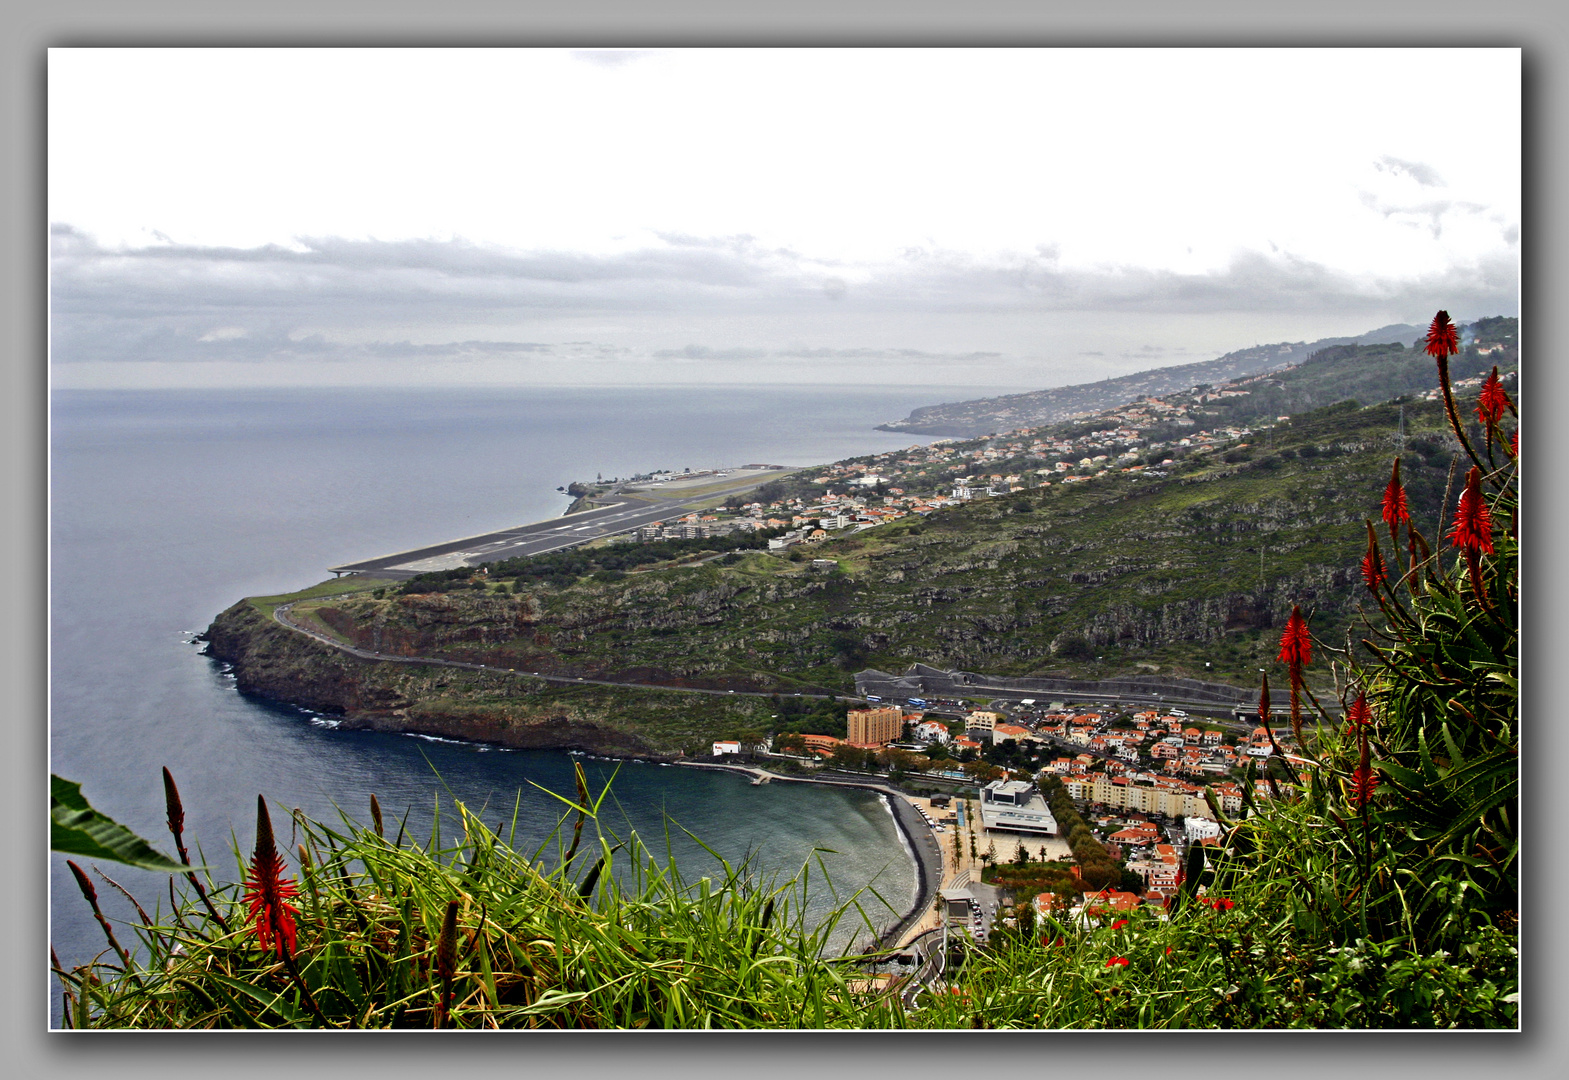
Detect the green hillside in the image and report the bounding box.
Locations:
[204,326,1517,756]
[267,394,1466,726]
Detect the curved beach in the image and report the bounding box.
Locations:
[676,761,944,950]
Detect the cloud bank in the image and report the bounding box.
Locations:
[50,224,1517,386]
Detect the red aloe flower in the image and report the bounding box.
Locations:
[1105,956,1129,968]
[1363,521,1385,588]
[1425,310,1459,359]
[1344,691,1373,736]
[1381,458,1410,533]
[1477,367,1511,427]
[243,795,300,960]
[1448,467,1494,555]
[1361,545,1386,591]
[1276,606,1311,677]
[1350,766,1379,809]
[1277,606,1312,744]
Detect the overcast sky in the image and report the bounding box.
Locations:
[48,48,1520,390]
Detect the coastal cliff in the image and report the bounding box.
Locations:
[202,599,773,757]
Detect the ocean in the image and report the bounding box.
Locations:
[48,382,967,1022]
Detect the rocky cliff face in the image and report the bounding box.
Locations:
[202,601,668,758]
[205,601,411,716]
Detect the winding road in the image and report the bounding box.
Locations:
[271,600,857,702]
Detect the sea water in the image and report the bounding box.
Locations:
[48,383,962,1019]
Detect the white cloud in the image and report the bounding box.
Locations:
[48,47,1519,389]
[1376,155,1447,188]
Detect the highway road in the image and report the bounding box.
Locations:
[270,601,858,702]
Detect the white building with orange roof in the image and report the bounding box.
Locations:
[1079,889,1143,917]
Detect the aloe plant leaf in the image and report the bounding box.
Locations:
[51,774,190,873]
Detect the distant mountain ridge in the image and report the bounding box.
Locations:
[877,323,1424,438]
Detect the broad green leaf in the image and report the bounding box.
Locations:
[51,774,189,873]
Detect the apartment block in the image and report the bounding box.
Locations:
[846,706,903,747]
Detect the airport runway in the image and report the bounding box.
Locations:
[328,498,674,578]
[328,471,792,579]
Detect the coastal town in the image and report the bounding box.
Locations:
[592,381,1272,550]
[707,687,1306,968]
[582,363,1511,557]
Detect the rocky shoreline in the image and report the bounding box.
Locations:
[201,599,760,759]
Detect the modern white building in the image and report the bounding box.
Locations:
[977,779,1058,836]
[1185,817,1224,842]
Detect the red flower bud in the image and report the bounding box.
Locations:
[1277,606,1311,675]
[1447,467,1494,555]
[1350,766,1379,808]
[1344,692,1373,736]
[1381,458,1411,533]
[1425,310,1459,359]
[1477,367,1511,427]
[243,795,300,960]
[1361,546,1386,591]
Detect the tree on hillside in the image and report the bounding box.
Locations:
[773,732,806,754]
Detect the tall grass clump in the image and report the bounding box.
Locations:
[53,763,908,1029]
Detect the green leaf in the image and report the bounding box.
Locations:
[202,971,309,1027]
[51,774,190,873]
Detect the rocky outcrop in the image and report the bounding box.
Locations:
[202,601,664,758]
[204,601,412,717]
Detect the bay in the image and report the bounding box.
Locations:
[48,383,968,1022]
